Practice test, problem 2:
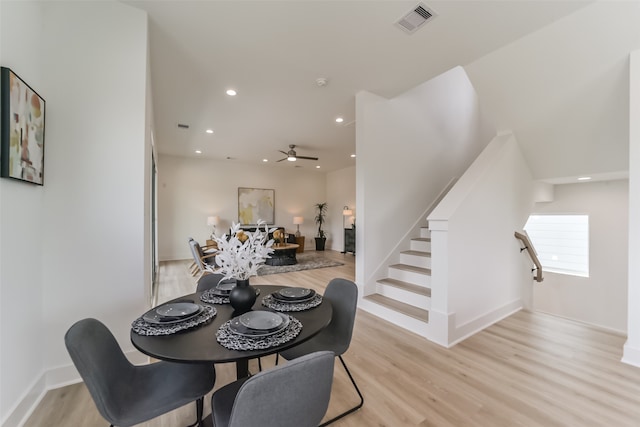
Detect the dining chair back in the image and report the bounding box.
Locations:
[65,318,215,427]
[279,278,363,426]
[211,351,335,427]
[190,239,218,277]
[196,272,226,292]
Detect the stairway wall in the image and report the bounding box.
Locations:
[428,132,535,346]
[355,66,495,294]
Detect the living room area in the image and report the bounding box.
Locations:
[158,153,356,268]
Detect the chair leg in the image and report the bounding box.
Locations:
[185,397,204,427]
[319,355,364,426]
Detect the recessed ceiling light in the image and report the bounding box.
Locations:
[335,117,344,123]
[350,154,356,158]
[226,89,237,96]
[195,150,202,154]
[206,129,213,134]
[578,176,592,181]
[316,165,321,169]
[263,159,268,162]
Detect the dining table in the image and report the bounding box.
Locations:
[130,284,333,380]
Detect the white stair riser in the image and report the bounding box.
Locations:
[359,299,430,337]
[389,267,431,285]
[420,228,431,238]
[375,283,431,309]
[410,240,431,252]
[400,252,431,269]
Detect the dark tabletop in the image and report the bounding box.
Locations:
[130,285,332,366]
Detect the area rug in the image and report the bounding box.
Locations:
[257,252,344,276]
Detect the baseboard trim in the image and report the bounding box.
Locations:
[1,373,46,427]
[448,299,523,347]
[622,342,640,368]
[3,350,149,427]
[533,309,627,336]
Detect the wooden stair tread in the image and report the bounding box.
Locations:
[412,237,431,242]
[389,263,431,275]
[366,294,429,322]
[377,278,431,297]
[401,250,431,257]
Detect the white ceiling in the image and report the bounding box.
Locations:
[126,0,594,173]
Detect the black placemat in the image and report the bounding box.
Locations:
[216,314,302,350]
[132,305,216,336]
[261,293,323,312]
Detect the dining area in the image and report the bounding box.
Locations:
[64,249,362,427]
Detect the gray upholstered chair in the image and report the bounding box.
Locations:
[211,351,335,427]
[65,318,216,427]
[278,278,363,426]
[196,272,227,292]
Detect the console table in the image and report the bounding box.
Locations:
[343,228,355,254]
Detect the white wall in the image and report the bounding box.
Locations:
[429,133,535,345]
[626,50,640,366]
[531,180,629,333]
[465,1,640,181]
[0,2,46,424]
[327,166,355,252]
[158,155,327,260]
[355,66,495,293]
[1,2,151,425]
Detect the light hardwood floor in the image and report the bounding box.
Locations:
[26,251,640,426]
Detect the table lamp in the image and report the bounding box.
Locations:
[342,206,353,229]
[293,216,303,237]
[207,215,219,238]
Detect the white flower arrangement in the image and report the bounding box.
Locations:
[207,220,275,280]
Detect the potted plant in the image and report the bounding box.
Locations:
[207,220,274,312]
[314,202,328,251]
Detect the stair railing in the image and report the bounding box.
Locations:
[514,231,543,283]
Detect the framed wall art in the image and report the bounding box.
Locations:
[1,67,46,185]
[238,187,275,225]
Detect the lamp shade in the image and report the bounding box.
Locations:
[207,216,219,226]
[342,209,353,216]
[293,216,304,225]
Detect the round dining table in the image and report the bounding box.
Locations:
[130,285,333,379]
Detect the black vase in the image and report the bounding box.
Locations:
[229,278,257,312]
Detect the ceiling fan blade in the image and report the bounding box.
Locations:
[296,155,319,161]
[278,150,289,156]
[276,157,288,162]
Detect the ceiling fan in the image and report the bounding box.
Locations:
[277,144,319,162]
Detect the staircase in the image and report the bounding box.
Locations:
[364,226,432,329]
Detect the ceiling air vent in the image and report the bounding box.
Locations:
[177,123,190,129]
[395,3,437,34]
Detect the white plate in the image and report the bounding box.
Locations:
[156,302,200,317]
[239,311,283,330]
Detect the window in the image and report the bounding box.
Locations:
[523,215,589,277]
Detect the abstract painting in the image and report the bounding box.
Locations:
[1,67,46,185]
[238,187,275,225]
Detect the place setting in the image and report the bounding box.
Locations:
[200,278,261,305]
[216,309,302,351]
[200,278,236,304]
[131,300,217,336]
[262,286,323,312]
